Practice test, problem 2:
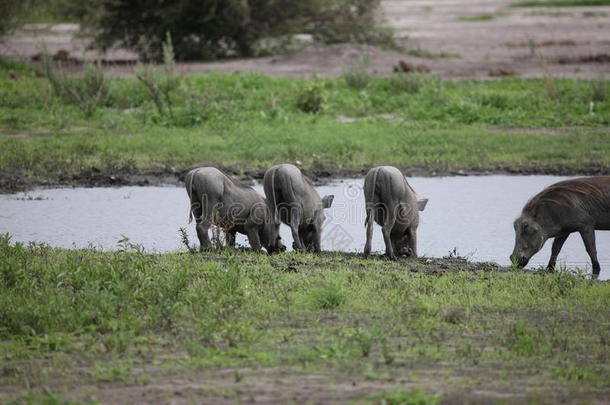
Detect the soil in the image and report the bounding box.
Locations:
[1,0,608,79]
[6,360,580,405]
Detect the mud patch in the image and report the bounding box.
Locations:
[557,53,610,64]
[3,161,610,194]
[504,39,578,47]
[488,68,519,77]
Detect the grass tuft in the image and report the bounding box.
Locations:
[458,14,498,22]
[309,285,346,310]
[343,51,372,89]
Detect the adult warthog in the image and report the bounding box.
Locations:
[364,166,428,259]
[185,167,285,253]
[510,176,610,278]
[263,164,334,252]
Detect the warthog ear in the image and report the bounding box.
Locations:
[417,199,428,211]
[322,195,334,209]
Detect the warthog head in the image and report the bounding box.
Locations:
[261,218,286,254]
[250,201,286,254]
[510,215,545,268]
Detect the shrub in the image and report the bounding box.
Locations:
[342,50,371,89]
[297,80,326,113]
[69,0,390,60]
[41,49,109,117]
[387,72,428,94]
[0,0,26,38]
[309,285,346,310]
[135,33,181,118]
[590,76,609,103]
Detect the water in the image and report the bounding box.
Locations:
[1,175,609,280]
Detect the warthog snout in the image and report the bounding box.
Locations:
[510,253,529,268]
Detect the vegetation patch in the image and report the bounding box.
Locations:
[0,60,608,191]
[511,0,610,7]
[407,49,461,59]
[457,14,500,22]
[0,235,609,403]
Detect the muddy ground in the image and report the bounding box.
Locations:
[2,162,610,194]
[1,0,608,79]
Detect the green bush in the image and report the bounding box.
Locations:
[69,0,389,60]
[309,285,346,309]
[386,72,429,94]
[370,388,441,405]
[297,80,326,113]
[41,50,109,117]
[0,0,27,38]
[343,51,372,90]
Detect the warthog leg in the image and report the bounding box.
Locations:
[547,234,569,271]
[226,230,237,248]
[364,206,374,257]
[580,228,600,279]
[245,224,262,252]
[382,208,397,260]
[290,207,303,251]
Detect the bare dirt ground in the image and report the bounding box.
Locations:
[1,0,608,79]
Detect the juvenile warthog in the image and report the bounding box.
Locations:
[364,166,428,259]
[185,167,285,253]
[510,176,610,278]
[263,164,334,252]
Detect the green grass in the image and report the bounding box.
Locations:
[582,10,608,16]
[457,14,499,22]
[512,0,610,7]
[1,235,609,403]
[0,60,609,189]
[523,10,573,15]
[406,49,461,59]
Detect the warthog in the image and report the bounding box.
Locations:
[263,164,334,252]
[185,167,285,253]
[363,166,428,259]
[511,176,610,278]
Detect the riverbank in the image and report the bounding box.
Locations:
[1,238,608,404]
[1,63,608,193]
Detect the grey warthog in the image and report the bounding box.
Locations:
[363,166,428,259]
[185,167,285,253]
[511,176,610,278]
[263,164,334,252]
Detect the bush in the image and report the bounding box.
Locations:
[297,80,326,114]
[309,285,346,310]
[41,49,109,117]
[343,51,371,89]
[0,0,27,38]
[135,33,181,118]
[388,72,428,94]
[70,0,389,61]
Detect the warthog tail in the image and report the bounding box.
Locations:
[365,167,379,227]
[186,170,196,224]
[270,168,279,223]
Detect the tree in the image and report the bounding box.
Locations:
[72,0,388,61]
[0,0,28,39]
